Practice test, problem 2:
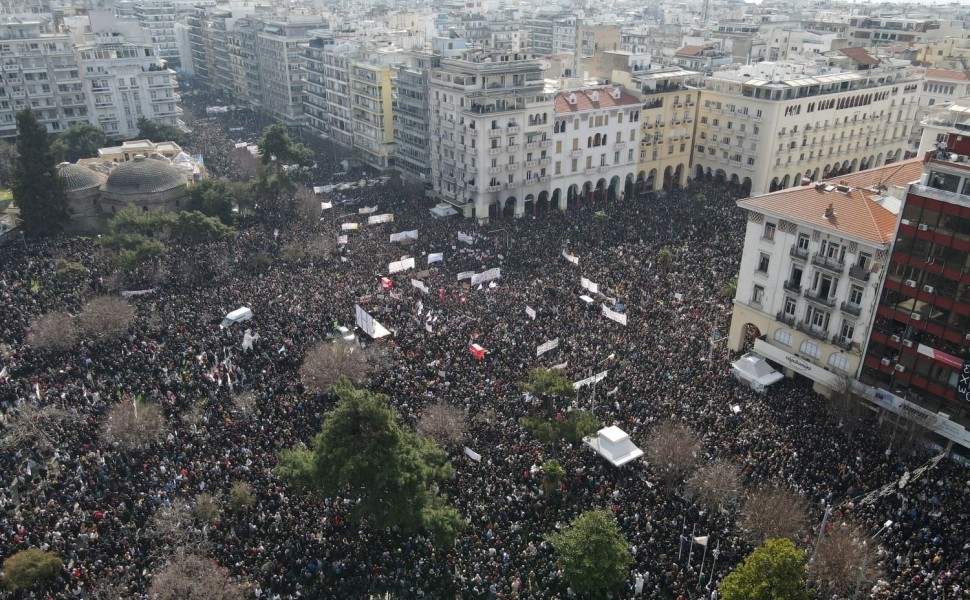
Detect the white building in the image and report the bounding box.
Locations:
[691,60,918,196]
[727,160,924,393]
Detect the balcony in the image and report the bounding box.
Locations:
[507,125,521,134]
[486,184,504,192]
[507,144,520,152]
[488,147,503,155]
[776,311,796,327]
[848,264,871,282]
[539,157,551,166]
[831,335,853,351]
[506,163,518,171]
[783,279,801,294]
[803,288,836,308]
[539,175,551,183]
[488,166,503,174]
[796,320,829,341]
[540,140,552,147]
[507,180,521,189]
[570,149,584,158]
[584,167,597,175]
[525,159,539,168]
[811,252,845,274]
[840,301,862,317]
[526,141,540,149]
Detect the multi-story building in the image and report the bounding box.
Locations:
[858,110,970,437]
[226,17,261,109]
[394,51,438,182]
[303,33,333,143]
[429,49,555,221]
[846,15,947,49]
[133,0,181,67]
[632,67,699,192]
[74,12,181,139]
[349,57,396,169]
[727,159,923,395]
[255,17,323,127]
[0,17,85,138]
[691,61,918,196]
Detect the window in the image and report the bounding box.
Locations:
[784,296,797,317]
[799,339,821,359]
[808,306,830,331]
[856,252,872,270]
[848,285,863,306]
[751,284,764,306]
[757,253,770,273]
[797,233,810,251]
[763,222,775,240]
[840,320,855,342]
[774,329,793,346]
[827,352,851,373]
[789,265,803,288]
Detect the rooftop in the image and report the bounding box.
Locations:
[738,159,924,246]
[554,87,640,113]
[838,47,879,66]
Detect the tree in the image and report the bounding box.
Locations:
[77,296,136,344]
[541,459,565,493]
[521,410,599,446]
[827,372,870,441]
[657,246,674,268]
[184,177,241,224]
[685,460,741,512]
[518,367,574,416]
[720,538,810,600]
[547,510,633,596]
[643,419,701,492]
[99,233,168,273]
[100,397,166,450]
[147,554,247,600]
[0,402,84,456]
[27,311,78,352]
[718,275,738,300]
[299,342,373,393]
[808,521,885,599]
[60,123,106,162]
[276,379,463,546]
[54,258,89,283]
[151,500,204,552]
[738,486,809,545]
[255,123,313,214]
[0,139,17,185]
[227,482,255,512]
[11,109,68,234]
[192,493,223,523]
[2,548,63,592]
[136,117,185,145]
[416,402,468,450]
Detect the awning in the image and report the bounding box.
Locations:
[916,343,964,370]
[731,352,784,391]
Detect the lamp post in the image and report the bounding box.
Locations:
[591,353,615,413]
[852,520,893,599]
[487,228,510,250]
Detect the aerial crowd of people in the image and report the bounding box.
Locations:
[0,95,967,599]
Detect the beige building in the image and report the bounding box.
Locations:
[630,68,699,192]
[349,59,396,170]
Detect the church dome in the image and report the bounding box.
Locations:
[58,163,106,193]
[102,155,187,196]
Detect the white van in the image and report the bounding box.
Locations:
[220,307,253,328]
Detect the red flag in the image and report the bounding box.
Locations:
[469,344,486,361]
[380,277,393,290]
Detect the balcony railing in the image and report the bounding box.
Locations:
[803,288,836,308]
[796,320,829,341]
[790,245,809,260]
[811,252,845,273]
[841,301,862,316]
[776,311,796,327]
[848,264,871,282]
[831,335,853,351]
[783,279,802,294]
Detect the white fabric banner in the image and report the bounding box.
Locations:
[580,277,600,295]
[463,447,482,462]
[551,361,568,370]
[525,305,536,320]
[120,288,155,298]
[601,304,628,326]
[337,235,349,245]
[470,267,501,286]
[536,338,559,357]
[320,201,333,210]
[390,229,418,243]
[388,257,416,274]
[341,222,359,231]
[562,250,579,265]
[411,278,429,293]
[355,304,391,338]
[457,271,475,281]
[458,232,474,244]
[427,252,444,265]
[368,213,394,225]
[358,205,378,215]
[573,370,608,390]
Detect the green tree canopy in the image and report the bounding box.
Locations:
[720,538,810,600]
[547,510,633,595]
[60,123,106,162]
[3,548,63,592]
[136,117,185,145]
[277,379,463,546]
[518,367,574,398]
[12,109,68,234]
[184,177,242,224]
[254,124,313,215]
[257,123,313,169]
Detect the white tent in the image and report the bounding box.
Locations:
[584,426,644,467]
[731,352,784,392]
[429,203,459,218]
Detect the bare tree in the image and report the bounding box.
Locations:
[643,419,702,492]
[100,398,166,450]
[147,554,247,600]
[416,402,468,450]
[150,500,207,555]
[0,402,84,455]
[737,485,809,544]
[89,577,131,600]
[827,373,871,440]
[77,297,136,343]
[685,461,741,512]
[295,185,320,222]
[26,312,78,352]
[232,390,257,418]
[299,342,371,393]
[192,493,223,524]
[231,146,263,181]
[809,521,885,598]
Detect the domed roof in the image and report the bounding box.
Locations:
[58,163,106,193]
[102,155,187,196]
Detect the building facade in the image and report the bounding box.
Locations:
[632,68,698,192]
[394,51,438,182]
[349,58,396,169]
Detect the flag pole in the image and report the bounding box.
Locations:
[709,540,721,589]
[686,524,697,571]
[698,538,710,585]
[678,515,687,560]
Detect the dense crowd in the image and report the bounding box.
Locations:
[0,103,967,600]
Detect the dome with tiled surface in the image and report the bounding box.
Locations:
[102,155,187,196]
[58,163,106,193]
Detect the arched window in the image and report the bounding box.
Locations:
[774,329,793,347]
[799,339,821,360]
[827,352,851,373]
[603,134,608,145]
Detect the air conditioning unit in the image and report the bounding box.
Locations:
[918,223,929,231]
[923,285,936,294]
[965,332,970,340]
[894,364,906,372]
[902,339,914,347]
[904,279,917,288]
[881,357,891,366]
[911,312,922,321]
[890,334,901,343]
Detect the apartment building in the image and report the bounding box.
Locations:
[255,17,323,127]
[727,160,922,395]
[691,61,918,196]
[428,49,554,221]
[226,17,261,108]
[75,12,181,139]
[846,15,947,49]
[303,36,357,150]
[632,68,699,192]
[349,58,396,169]
[132,0,180,67]
[394,51,438,182]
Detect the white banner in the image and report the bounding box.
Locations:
[536,338,559,357]
[368,213,394,225]
[341,222,359,231]
[581,277,600,295]
[337,235,348,245]
[601,304,628,326]
[551,361,568,370]
[463,447,482,462]
[120,288,155,298]
[320,201,333,210]
[457,271,475,281]
[390,229,418,243]
[525,305,536,320]
[562,250,579,265]
[411,279,429,293]
[355,304,391,338]
[470,267,501,286]
[427,252,444,265]
[574,370,608,390]
[388,257,416,274]
[358,205,378,215]
[458,232,474,244]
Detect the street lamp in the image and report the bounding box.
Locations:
[852,520,893,599]
[487,228,510,249]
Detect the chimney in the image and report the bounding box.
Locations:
[824,203,835,220]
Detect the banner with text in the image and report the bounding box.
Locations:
[581,277,600,295]
[411,279,429,293]
[457,271,475,281]
[341,222,359,231]
[601,304,628,326]
[428,252,444,265]
[388,257,416,274]
[574,370,608,390]
[355,304,391,339]
[368,213,394,225]
[390,229,418,243]
[458,232,475,244]
[536,338,559,357]
[358,205,378,215]
[470,267,501,286]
